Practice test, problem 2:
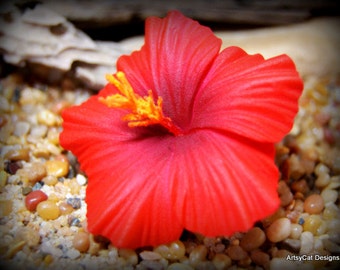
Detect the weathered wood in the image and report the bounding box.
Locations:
[1,0,339,26]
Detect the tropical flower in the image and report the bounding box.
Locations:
[60,11,303,248]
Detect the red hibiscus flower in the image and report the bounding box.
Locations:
[60,11,303,248]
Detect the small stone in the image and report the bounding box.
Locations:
[289,224,303,239]
[154,240,186,261]
[304,194,324,214]
[25,190,48,211]
[140,251,162,261]
[37,109,58,126]
[118,249,138,266]
[300,231,314,254]
[73,232,90,253]
[17,162,47,184]
[45,160,69,177]
[37,200,60,220]
[189,245,208,266]
[240,227,266,251]
[212,253,232,270]
[59,202,74,215]
[13,121,30,137]
[226,245,247,261]
[66,197,81,209]
[76,174,87,185]
[266,218,291,243]
[303,215,322,235]
[4,148,29,161]
[320,189,338,204]
[4,161,22,174]
[250,250,270,267]
[0,199,13,217]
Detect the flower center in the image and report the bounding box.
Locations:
[99,71,182,136]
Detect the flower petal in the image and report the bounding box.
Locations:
[117,11,222,131]
[191,46,303,142]
[170,130,280,236]
[60,90,183,248]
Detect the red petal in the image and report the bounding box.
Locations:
[170,130,280,236]
[60,89,183,248]
[191,46,303,142]
[117,11,222,130]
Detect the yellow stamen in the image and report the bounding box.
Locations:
[99,71,181,136]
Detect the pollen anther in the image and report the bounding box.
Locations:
[100,71,181,136]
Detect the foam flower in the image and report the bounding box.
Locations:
[60,11,303,248]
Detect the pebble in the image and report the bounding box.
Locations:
[240,227,266,251]
[45,160,69,177]
[14,121,30,137]
[29,125,48,138]
[278,181,293,206]
[0,199,13,217]
[76,174,87,185]
[226,245,247,261]
[66,197,81,209]
[16,162,47,185]
[289,224,303,239]
[250,250,270,267]
[189,245,208,266]
[118,248,138,266]
[16,226,40,247]
[73,231,90,253]
[167,263,194,270]
[4,148,30,161]
[42,175,58,186]
[154,240,186,261]
[314,163,330,176]
[320,189,338,204]
[303,215,322,235]
[300,231,314,254]
[315,173,331,188]
[37,109,58,126]
[304,194,324,214]
[58,202,74,215]
[25,190,48,211]
[212,254,232,270]
[291,179,309,194]
[266,218,291,243]
[36,200,60,220]
[140,251,162,261]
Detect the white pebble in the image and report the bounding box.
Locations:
[321,189,338,204]
[76,174,87,186]
[66,249,81,259]
[14,121,30,136]
[300,231,314,255]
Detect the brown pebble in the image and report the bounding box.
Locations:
[304,194,324,214]
[291,179,309,194]
[17,162,47,184]
[266,218,291,243]
[240,227,266,251]
[189,245,208,266]
[250,249,270,267]
[278,181,293,207]
[5,148,29,161]
[227,245,247,261]
[59,202,74,215]
[73,232,90,253]
[25,190,48,211]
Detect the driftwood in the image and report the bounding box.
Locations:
[0,4,339,90]
[2,0,338,26]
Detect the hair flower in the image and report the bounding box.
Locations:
[60,11,303,248]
